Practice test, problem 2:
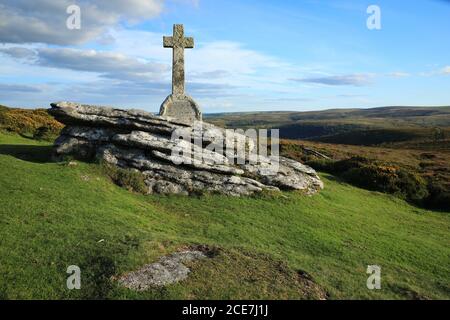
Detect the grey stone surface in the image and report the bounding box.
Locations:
[49,101,234,146]
[163,24,194,97]
[97,144,269,196]
[160,24,201,124]
[50,102,323,196]
[49,101,183,133]
[159,94,201,125]
[117,250,207,290]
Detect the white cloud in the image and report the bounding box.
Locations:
[0,46,170,82]
[290,73,374,86]
[0,0,164,45]
[108,29,295,93]
[441,66,450,75]
[37,47,169,81]
[418,65,450,77]
[187,41,285,75]
[388,72,410,78]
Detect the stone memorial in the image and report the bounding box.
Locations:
[159,24,202,124]
[49,24,323,196]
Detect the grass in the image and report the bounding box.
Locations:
[0,132,449,300]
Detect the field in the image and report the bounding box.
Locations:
[0,132,449,299]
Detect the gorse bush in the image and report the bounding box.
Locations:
[306,156,430,207]
[0,106,63,140]
[341,164,428,203]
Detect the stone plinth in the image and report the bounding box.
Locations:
[160,94,202,124]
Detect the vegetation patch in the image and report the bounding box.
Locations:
[101,162,148,194]
[306,157,430,206]
[0,105,63,141]
[281,140,450,211]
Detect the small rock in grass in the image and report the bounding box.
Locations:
[117,250,208,290]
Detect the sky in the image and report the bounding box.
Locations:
[0,0,449,113]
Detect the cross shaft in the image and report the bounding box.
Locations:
[163,24,194,97]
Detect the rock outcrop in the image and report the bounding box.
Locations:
[49,101,323,196]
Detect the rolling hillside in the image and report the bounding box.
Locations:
[206,106,450,145]
[0,132,449,299]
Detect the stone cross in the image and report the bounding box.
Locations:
[163,24,194,97]
[160,24,202,124]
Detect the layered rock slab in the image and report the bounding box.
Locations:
[49,101,323,196]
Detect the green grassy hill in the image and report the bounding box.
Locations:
[0,132,449,299]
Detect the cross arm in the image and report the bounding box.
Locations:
[183,37,194,48]
[163,36,174,48]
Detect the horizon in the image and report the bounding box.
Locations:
[3,103,450,115]
[0,0,449,113]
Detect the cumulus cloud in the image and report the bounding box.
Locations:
[0,47,170,82]
[0,0,164,45]
[290,73,374,86]
[0,42,244,100]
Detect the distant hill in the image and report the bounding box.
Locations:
[206,106,450,146]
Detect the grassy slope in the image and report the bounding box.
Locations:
[0,132,449,299]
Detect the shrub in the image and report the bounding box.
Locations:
[102,163,147,194]
[425,182,450,211]
[332,156,370,172]
[0,106,63,138]
[307,156,430,206]
[396,170,429,203]
[33,126,52,140]
[305,158,335,172]
[342,166,428,203]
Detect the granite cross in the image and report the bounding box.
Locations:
[163,24,194,97]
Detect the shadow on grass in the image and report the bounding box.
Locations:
[0,144,54,163]
[319,172,349,185]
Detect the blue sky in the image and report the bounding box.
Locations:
[0,0,449,113]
